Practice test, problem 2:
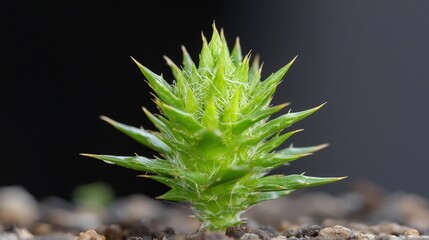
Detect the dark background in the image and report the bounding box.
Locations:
[2,1,429,200]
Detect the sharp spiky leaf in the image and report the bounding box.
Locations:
[100,116,171,154]
[256,129,304,154]
[157,100,204,133]
[157,188,196,201]
[231,37,243,66]
[232,103,289,135]
[206,166,250,189]
[164,56,188,98]
[248,55,261,89]
[142,107,171,135]
[140,175,180,188]
[221,87,241,126]
[254,174,346,192]
[247,104,325,144]
[250,153,312,169]
[181,46,196,74]
[81,154,173,176]
[198,34,215,77]
[132,57,181,107]
[246,190,295,206]
[277,144,330,155]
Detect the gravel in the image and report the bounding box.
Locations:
[2,181,429,239]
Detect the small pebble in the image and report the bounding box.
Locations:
[0,186,39,227]
[318,225,352,239]
[376,222,410,235]
[300,224,321,237]
[31,223,52,236]
[34,233,77,240]
[258,225,279,237]
[3,225,34,239]
[125,221,151,238]
[225,226,271,240]
[151,230,166,240]
[403,229,420,237]
[282,225,301,238]
[164,227,175,236]
[78,229,106,240]
[239,233,260,240]
[373,233,400,240]
[349,232,371,240]
[270,237,287,240]
[101,224,123,240]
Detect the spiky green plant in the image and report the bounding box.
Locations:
[82,25,344,231]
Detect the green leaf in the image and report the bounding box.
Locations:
[250,103,325,143]
[81,154,174,176]
[201,97,219,129]
[209,25,222,59]
[100,116,171,154]
[244,57,296,114]
[212,61,227,100]
[255,129,304,154]
[195,129,225,160]
[198,34,214,77]
[131,57,180,107]
[277,144,329,155]
[254,174,346,192]
[218,31,234,74]
[250,153,311,169]
[255,56,297,97]
[140,175,180,188]
[185,86,199,115]
[157,100,204,133]
[232,103,290,135]
[206,166,250,189]
[164,56,188,98]
[246,190,295,205]
[142,107,171,136]
[231,37,242,67]
[221,87,241,125]
[181,46,196,75]
[234,54,250,84]
[157,188,196,201]
[248,55,261,89]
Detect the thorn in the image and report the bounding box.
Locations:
[278,102,291,109]
[163,55,174,66]
[137,174,150,178]
[80,153,97,157]
[315,143,330,151]
[291,55,298,63]
[201,31,208,43]
[235,36,240,45]
[130,56,140,65]
[100,115,116,125]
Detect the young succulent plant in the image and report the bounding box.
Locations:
[82,24,344,231]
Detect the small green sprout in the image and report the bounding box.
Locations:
[82,24,345,231]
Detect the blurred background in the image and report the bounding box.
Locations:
[2,0,429,201]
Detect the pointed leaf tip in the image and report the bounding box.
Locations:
[80,153,96,157]
[100,115,115,125]
[130,56,141,66]
[291,55,298,64]
[99,115,171,154]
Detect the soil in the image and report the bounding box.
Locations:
[1,180,429,240]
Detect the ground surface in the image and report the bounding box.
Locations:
[1,180,429,239]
